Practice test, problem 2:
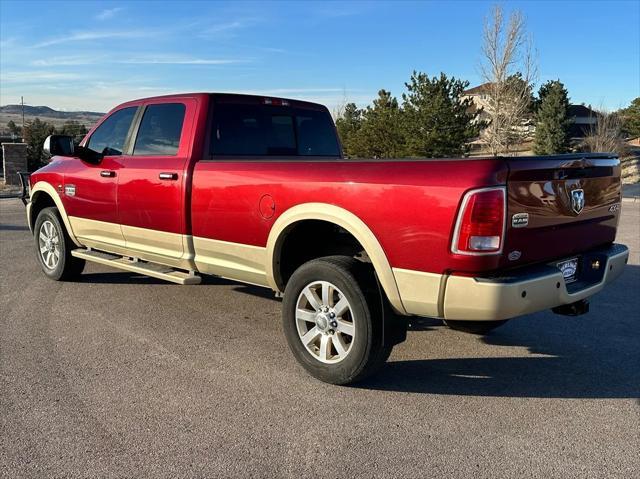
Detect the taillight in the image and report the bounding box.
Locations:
[451,187,506,255]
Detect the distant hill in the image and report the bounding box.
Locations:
[0,105,105,134]
[0,104,105,120]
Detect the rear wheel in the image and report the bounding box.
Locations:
[34,207,85,281]
[282,256,392,385]
[444,319,509,334]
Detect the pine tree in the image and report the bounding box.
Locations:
[23,118,55,171]
[335,103,363,157]
[402,71,481,157]
[349,90,405,158]
[7,120,22,137]
[619,97,640,138]
[533,80,572,155]
[58,120,88,138]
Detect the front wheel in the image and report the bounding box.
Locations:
[282,256,392,385]
[34,207,85,281]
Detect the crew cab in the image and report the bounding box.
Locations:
[25,93,629,384]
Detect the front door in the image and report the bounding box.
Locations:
[63,105,138,251]
[117,100,193,266]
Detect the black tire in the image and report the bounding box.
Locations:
[444,319,509,334]
[34,207,85,281]
[282,256,392,385]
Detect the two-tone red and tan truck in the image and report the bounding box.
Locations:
[23,93,629,384]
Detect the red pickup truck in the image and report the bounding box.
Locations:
[25,93,629,384]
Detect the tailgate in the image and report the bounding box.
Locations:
[503,154,621,267]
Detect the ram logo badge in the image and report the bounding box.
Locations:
[508,250,522,261]
[512,212,529,228]
[571,189,585,214]
[64,184,76,197]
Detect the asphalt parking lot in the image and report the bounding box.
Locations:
[1,198,639,478]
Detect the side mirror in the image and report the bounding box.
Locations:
[74,145,103,165]
[43,135,74,157]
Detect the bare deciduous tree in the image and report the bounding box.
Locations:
[480,5,537,155]
[582,110,627,156]
[332,87,350,121]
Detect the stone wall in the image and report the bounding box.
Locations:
[1,143,27,185]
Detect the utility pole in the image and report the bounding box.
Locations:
[21,96,25,140]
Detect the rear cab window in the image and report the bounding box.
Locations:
[133,103,186,156]
[210,97,341,158]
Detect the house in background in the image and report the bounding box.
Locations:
[462,82,492,126]
[462,82,535,155]
[567,104,598,140]
[462,83,600,152]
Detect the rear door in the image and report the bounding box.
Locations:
[117,99,196,266]
[64,105,138,249]
[503,154,621,267]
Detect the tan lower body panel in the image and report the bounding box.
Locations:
[69,216,195,270]
[392,268,442,317]
[68,216,268,286]
[69,216,126,249]
[193,236,269,287]
[120,224,194,270]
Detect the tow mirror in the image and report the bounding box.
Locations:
[74,145,103,165]
[43,134,103,164]
[43,135,74,157]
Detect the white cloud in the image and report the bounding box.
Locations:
[1,70,85,82]
[240,88,356,95]
[0,37,17,49]
[32,30,151,48]
[29,54,245,66]
[120,56,246,65]
[96,7,123,21]
[31,55,105,66]
[199,18,260,38]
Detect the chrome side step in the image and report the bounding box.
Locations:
[71,248,201,285]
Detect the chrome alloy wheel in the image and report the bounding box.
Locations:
[295,281,355,364]
[38,220,60,270]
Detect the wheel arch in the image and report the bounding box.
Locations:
[29,181,81,246]
[266,203,406,315]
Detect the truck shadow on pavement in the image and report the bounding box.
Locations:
[358,266,640,399]
[0,223,29,231]
[76,258,638,399]
[76,271,280,301]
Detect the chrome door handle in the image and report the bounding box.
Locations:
[100,170,116,177]
[159,172,178,180]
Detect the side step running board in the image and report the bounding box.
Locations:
[71,248,201,285]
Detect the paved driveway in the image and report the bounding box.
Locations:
[1,198,638,478]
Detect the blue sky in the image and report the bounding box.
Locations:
[1,0,638,113]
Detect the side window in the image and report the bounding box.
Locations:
[296,110,340,156]
[133,103,186,156]
[210,103,340,157]
[87,107,137,155]
[211,104,297,156]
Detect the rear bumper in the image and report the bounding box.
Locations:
[443,243,629,321]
